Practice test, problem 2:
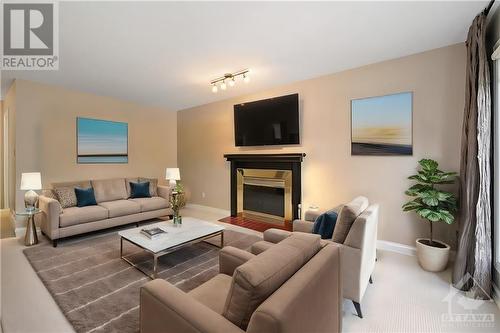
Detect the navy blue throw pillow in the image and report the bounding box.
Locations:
[75,187,97,207]
[130,181,151,198]
[312,210,338,239]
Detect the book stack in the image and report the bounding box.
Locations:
[140,227,166,240]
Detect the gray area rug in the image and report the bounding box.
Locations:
[23,224,261,333]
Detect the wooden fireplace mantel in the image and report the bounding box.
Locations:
[224,153,306,163]
[224,153,306,220]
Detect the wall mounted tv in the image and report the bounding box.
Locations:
[234,93,299,146]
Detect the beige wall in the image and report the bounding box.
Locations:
[13,80,177,214]
[178,44,466,248]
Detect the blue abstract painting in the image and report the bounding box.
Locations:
[351,92,413,156]
[77,117,128,163]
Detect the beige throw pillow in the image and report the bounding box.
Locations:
[331,196,369,243]
[331,205,358,243]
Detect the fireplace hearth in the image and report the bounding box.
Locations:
[224,153,305,222]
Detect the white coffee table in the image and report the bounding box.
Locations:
[119,217,225,279]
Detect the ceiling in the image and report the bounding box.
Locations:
[1,1,489,111]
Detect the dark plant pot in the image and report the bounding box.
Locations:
[416,238,450,272]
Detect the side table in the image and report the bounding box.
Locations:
[16,208,41,246]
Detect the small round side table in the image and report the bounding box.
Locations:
[16,208,41,246]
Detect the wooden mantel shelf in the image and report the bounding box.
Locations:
[223,153,306,162]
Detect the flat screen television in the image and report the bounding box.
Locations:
[234,93,299,146]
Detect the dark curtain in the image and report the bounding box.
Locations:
[453,12,492,299]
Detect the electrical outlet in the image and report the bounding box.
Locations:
[201,192,206,198]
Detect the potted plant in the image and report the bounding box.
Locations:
[170,183,186,225]
[402,159,457,272]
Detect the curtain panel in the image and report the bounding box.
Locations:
[453,12,492,299]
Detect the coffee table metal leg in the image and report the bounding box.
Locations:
[120,237,123,258]
[153,255,158,279]
[221,231,224,248]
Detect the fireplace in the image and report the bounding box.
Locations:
[224,154,305,223]
[238,168,292,221]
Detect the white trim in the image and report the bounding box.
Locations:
[377,240,416,256]
[184,203,230,216]
[184,204,460,260]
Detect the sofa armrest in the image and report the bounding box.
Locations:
[219,246,255,275]
[292,219,314,233]
[304,204,343,222]
[140,279,244,333]
[157,185,172,199]
[38,195,62,240]
[263,228,292,243]
[304,210,323,222]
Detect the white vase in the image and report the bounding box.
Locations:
[415,238,450,272]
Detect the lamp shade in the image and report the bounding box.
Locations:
[165,168,181,181]
[20,172,42,190]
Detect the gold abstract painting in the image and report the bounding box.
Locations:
[351,92,412,155]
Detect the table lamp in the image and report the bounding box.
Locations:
[20,172,42,211]
[165,168,181,188]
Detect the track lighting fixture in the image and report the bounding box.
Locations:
[210,69,250,93]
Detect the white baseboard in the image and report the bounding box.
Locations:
[184,203,230,216]
[377,240,417,256]
[182,204,452,259]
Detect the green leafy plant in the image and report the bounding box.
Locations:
[170,182,186,217]
[402,159,458,246]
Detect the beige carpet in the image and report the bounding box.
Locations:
[23,228,260,333]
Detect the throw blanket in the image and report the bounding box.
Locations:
[312,210,338,239]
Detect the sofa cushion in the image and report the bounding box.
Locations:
[189,274,233,314]
[332,196,369,243]
[52,180,91,189]
[250,241,274,255]
[129,197,169,212]
[125,177,139,197]
[223,233,321,329]
[98,200,141,218]
[91,178,128,203]
[59,205,108,227]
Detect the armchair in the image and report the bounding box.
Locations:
[254,196,379,318]
[140,234,343,333]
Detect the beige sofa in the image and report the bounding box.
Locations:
[253,196,378,318]
[38,178,173,247]
[140,233,342,333]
